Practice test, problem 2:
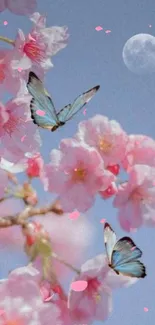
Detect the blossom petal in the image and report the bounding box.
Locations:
[0,0,6,12]
[6,0,37,15]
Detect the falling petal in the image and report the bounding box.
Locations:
[83,109,87,115]
[100,218,106,224]
[105,30,111,34]
[95,26,103,31]
[69,210,80,220]
[21,135,26,142]
[144,307,148,312]
[71,280,88,292]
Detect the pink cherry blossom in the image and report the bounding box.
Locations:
[56,300,73,325]
[68,254,137,324]
[68,253,136,324]
[0,265,61,325]
[29,12,46,30]
[68,256,112,324]
[45,138,115,212]
[113,164,155,231]
[75,115,128,167]
[0,50,25,96]
[0,0,37,15]
[11,14,69,71]
[0,96,41,163]
[122,134,155,171]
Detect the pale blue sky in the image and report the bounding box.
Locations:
[0,0,155,324]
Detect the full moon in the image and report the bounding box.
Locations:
[122,33,155,74]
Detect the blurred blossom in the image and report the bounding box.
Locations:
[0,265,61,325]
[0,0,37,15]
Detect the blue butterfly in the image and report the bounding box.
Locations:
[27,72,100,131]
[104,222,146,278]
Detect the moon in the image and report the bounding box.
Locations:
[122,33,155,74]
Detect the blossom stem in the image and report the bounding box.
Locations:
[0,36,14,45]
[52,252,81,275]
[0,200,64,228]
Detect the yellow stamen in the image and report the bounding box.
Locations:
[72,167,86,182]
[98,136,112,153]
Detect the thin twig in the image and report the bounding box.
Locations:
[52,252,81,275]
[0,36,14,45]
[0,200,63,228]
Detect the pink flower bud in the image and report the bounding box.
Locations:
[107,164,120,176]
[26,153,43,178]
[99,182,118,199]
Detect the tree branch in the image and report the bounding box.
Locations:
[0,200,63,228]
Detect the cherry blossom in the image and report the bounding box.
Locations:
[45,138,115,212]
[75,114,128,167]
[0,265,61,325]
[114,164,155,231]
[122,134,155,171]
[0,96,41,163]
[0,0,37,16]
[11,13,69,72]
[68,254,136,324]
[30,12,69,55]
[0,50,26,96]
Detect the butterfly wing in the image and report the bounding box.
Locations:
[56,104,72,122]
[27,72,59,129]
[111,237,146,278]
[111,237,142,267]
[104,223,117,264]
[57,85,100,123]
[113,261,146,278]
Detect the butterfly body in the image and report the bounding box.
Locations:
[104,222,146,278]
[27,72,100,131]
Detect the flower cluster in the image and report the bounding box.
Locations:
[43,115,155,231]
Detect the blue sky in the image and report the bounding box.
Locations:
[0,0,155,324]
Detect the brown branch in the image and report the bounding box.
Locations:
[0,200,63,228]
